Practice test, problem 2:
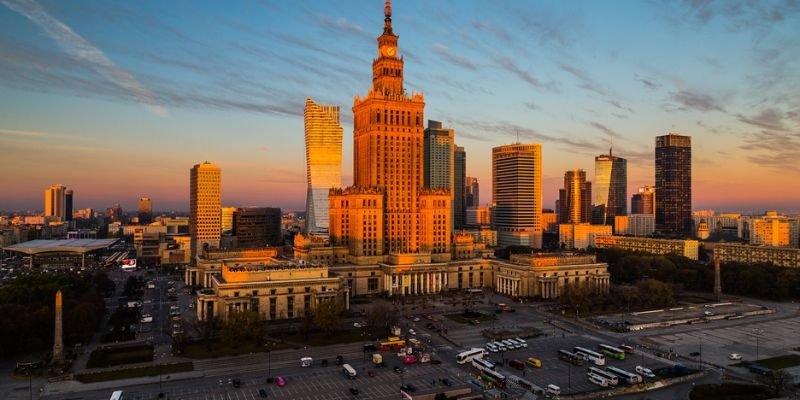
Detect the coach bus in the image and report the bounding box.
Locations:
[480,367,507,387]
[598,344,626,360]
[558,350,585,366]
[574,347,606,366]
[472,358,495,370]
[606,366,643,384]
[456,348,486,364]
[588,367,619,386]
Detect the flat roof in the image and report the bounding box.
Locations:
[4,239,119,255]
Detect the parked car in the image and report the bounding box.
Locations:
[258,388,268,398]
[275,376,286,387]
[690,352,701,357]
[349,387,359,395]
[729,353,743,360]
[140,315,153,323]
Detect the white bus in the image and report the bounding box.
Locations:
[301,357,313,367]
[607,366,642,384]
[588,367,619,386]
[587,372,609,387]
[110,391,124,400]
[456,348,486,364]
[342,363,357,378]
[574,347,606,366]
[514,337,528,348]
[472,358,495,371]
[485,343,499,353]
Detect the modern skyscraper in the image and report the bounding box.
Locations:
[233,207,282,248]
[138,197,153,224]
[304,97,343,234]
[454,146,466,230]
[423,120,454,189]
[190,162,221,260]
[492,143,543,248]
[655,134,692,234]
[106,204,123,223]
[466,177,479,208]
[593,150,627,225]
[44,184,67,220]
[558,170,592,224]
[329,1,451,263]
[64,189,73,222]
[631,185,656,215]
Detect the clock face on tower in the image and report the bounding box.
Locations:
[381,46,396,57]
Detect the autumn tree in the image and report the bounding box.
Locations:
[313,300,343,336]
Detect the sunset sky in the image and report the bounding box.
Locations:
[1,0,799,214]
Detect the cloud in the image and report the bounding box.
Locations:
[739,131,800,170]
[670,90,726,112]
[607,99,635,114]
[316,14,370,39]
[431,44,477,70]
[559,64,609,97]
[589,122,623,139]
[496,58,558,91]
[524,102,540,111]
[470,21,511,44]
[1,0,166,115]
[638,78,661,89]
[736,108,790,131]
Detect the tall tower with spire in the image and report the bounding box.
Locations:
[330,0,451,264]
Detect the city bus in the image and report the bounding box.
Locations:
[618,344,635,353]
[109,391,124,400]
[472,358,495,370]
[606,366,643,384]
[574,347,606,366]
[588,367,619,386]
[558,350,585,366]
[587,372,609,387]
[456,348,486,364]
[598,344,626,360]
[480,368,507,387]
[380,337,406,351]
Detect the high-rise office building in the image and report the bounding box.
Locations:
[106,204,123,223]
[558,170,592,224]
[44,184,67,220]
[304,97,343,234]
[221,206,236,234]
[655,134,692,234]
[454,146,466,230]
[492,143,543,248]
[138,197,153,224]
[423,120,454,189]
[593,150,627,225]
[329,1,451,262]
[233,207,282,248]
[631,186,655,215]
[64,189,73,222]
[190,162,221,260]
[466,177,479,208]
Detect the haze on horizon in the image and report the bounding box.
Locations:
[1,0,799,214]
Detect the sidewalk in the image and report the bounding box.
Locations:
[42,370,205,397]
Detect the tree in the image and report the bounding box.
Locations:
[559,282,594,314]
[366,303,391,330]
[313,300,342,336]
[636,279,674,308]
[762,370,790,397]
[192,317,221,350]
[221,310,263,347]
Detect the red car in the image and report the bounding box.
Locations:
[401,355,417,364]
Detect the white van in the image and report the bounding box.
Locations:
[301,357,313,367]
[588,373,609,387]
[342,363,357,378]
[635,365,656,379]
[546,384,561,396]
[514,337,528,348]
[486,343,499,353]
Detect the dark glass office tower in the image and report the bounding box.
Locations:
[655,134,692,234]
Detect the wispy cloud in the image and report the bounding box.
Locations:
[1,0,166,115]
[638,78,661,89]
[471,21,511,44]
[316,14,370,39]
[431,44,477,70]
[739,131,800,170]
[496,57,558,92]
[736,108,790,131]
[670,89,726,112]
[560,64,609,97]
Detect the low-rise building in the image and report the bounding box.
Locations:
[558,223,612,249]
[195,258,347,322]
[713,244,800,268]
[594,235,699,260]
[494,253,610,299]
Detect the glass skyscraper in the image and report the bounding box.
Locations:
[558,169,592,224]
[655,134,692,234]
[593,150,627,225]
[303,97,342,234]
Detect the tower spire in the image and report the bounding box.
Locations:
[384,0,393,34]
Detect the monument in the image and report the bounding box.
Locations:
[713,256,722,301]
[52,289,64,366]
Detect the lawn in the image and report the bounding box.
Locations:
[690,383,770,400]
[86,344,154,368]
[756,354,800,370]
[75,362,194,383]
[181,340,296,359]
[445,311,497,324]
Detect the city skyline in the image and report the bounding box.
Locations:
[1,1,800,213]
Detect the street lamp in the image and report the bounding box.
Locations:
[567,362,571,389]
[753,329,761,361]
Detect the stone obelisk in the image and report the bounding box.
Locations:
[52,289,64,366]
[713,257,722,301]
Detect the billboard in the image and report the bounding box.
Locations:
[121,259,137,270]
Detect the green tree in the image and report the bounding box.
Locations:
[313,300,342,336]
[559,281,594,314]
[221,310,263,347]
[636,279,674,308]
